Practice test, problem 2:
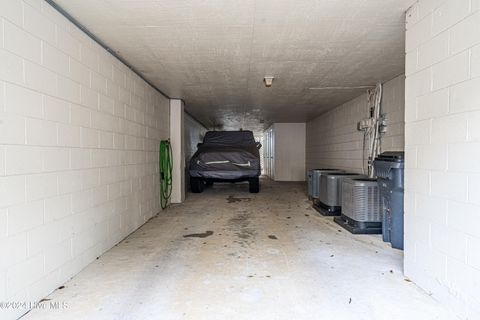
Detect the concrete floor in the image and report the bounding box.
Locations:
[24,179,453,320]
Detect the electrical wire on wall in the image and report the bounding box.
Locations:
[361,83,383,177]
[362,131,368,175]
[159,140,173,209]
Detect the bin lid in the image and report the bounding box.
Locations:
[312,168,345,173]
[325,172,363,176]
[375,151,404,162]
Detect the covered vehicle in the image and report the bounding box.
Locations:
[189,130,261,193]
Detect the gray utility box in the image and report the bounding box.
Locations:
[308,169,345,199]
[374,151,405,250]
[316,173,367,216]
[334,178,382,234]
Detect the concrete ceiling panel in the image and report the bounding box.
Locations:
[54,0,412,133]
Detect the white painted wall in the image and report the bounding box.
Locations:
[0,1,169,319]
[169,99,185,203]
[184,113,207,192]
[266,123,306,181]
[404,1,480,318]
[306,75,405,173]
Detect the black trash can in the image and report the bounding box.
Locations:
[373,152,405,250]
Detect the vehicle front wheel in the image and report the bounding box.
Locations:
[205,180,214,186]
[190,177,204,193]
[249,177,260,193]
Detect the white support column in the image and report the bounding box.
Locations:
[169,99,185,203]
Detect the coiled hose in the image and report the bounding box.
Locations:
[159,140,173,209]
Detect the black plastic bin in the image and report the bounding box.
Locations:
[373,152,405,250]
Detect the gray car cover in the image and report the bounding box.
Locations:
[189,131,261,179]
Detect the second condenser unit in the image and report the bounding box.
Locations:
[317,173,367,216]
[308,169,345,200]
[334,177,382,234]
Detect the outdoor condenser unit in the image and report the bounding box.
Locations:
[316,173,366,216]
[308,169,345,200]
[307,170,314,199]
[334,177,382,234]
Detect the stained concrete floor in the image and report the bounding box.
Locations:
[24,179,454,320]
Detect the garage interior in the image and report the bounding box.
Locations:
[1,0,479,319]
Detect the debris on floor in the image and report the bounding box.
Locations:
[183,231,214,238]
[227,195,252,203]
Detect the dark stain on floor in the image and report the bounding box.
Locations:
[234,227,256,243]
[228,213,256,247]
[268,235,278,240]
[229,213,249,225]
[183,231,214,238]
[235,232,250,239]
[227,195,252,203]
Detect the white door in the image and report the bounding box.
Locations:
[263,130,269,177]
[264,128,274,179]
[270,128,275,180]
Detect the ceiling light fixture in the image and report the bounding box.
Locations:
[264,76,274,87]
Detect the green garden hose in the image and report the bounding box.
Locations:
[159,140,173,209]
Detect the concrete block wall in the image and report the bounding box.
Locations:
[405,0,480,318]
[184,113,207,192]
[169,99,185,203]
[0,1,169,318]
[306,75,405,173]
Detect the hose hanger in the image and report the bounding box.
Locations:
[159,140,173,209]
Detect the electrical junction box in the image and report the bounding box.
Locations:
[357,118,374,131]
[379,114,388,133]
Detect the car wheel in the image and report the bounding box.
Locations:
[205,180,214,186]
[249,177,259,193]
[190,177,204,193]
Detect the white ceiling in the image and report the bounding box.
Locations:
[53,0,412,132]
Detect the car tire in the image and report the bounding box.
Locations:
[205,180,214,186]
[249,177,260,193]
[190,177,204,193]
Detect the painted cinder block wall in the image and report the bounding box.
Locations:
[306,74,405,173]
[184,113,207,192]
[0,1,169,318]
[404,0,480,318]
